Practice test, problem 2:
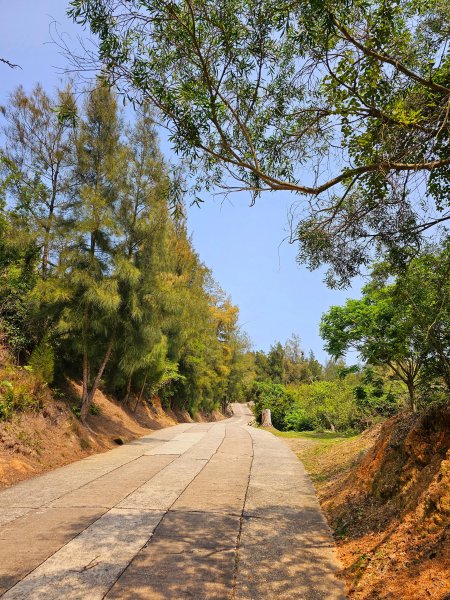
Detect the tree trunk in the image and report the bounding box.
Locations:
[123,376,132,404]
[261,409,272,427]
[133,370,149,413]
[406,380,417,413]
[80,337,114,423]
[42,170,59,277]
[81,348,90,421]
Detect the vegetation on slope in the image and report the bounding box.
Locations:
[0,83,251,424]
[0,340,222,489]
[279,406,450,599]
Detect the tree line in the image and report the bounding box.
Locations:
[248,335,401,433]
[249,239,450,433]
[321,243,450,412]
[0,83,249,422]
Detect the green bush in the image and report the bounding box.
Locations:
[249,381,295,429]
[290,380,358,432]
[250,370,402,434]
[0,377,42,420]
[71,402,101,418]
[0,380,14,419]
[284,407,314,431]
[29,339,55,384]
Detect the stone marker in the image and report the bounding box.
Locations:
[261,408,272,427]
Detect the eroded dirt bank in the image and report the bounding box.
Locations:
[0,382,223,490]
[284,406,450,599]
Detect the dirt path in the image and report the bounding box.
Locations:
[0,404,345,599]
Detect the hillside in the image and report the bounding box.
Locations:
[0,364,222,490]
[282,406,450,599]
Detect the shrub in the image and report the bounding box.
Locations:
[0,380,14,419]
[284,407,314,431]
[249,381,295,429]
[250,374,401,433]
[290,380,358,432]
[0,376,42,420]
[71,402,101,418]
[29,339,54,384]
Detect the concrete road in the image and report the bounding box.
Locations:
[0,404,345,599]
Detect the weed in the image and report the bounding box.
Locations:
[0,377,43,420]
[71,402,101,418]
[351,552,371,582]
[17,430,42,452]
[80,438,91,450]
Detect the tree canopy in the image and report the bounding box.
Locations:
[69,0,450,285]
[320,242,450,411]
[0,82,249,421]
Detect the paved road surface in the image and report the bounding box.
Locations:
[0,403,345,599]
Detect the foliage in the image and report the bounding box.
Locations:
[0,367,45,420]
[289,381,362,433]
[253,334,323,385]
[352,368,400,421]
[249,381,295,430]
[283,407,314,432]
[71,401,101,418]
[392,240,450,395]
[0,198,39,358]
[0,82,249,422]
[70,0,450,286]
[320,282,423,411]
[250,356,401,432]
[28,338,55,384]
[321,243,450,412]
[1,84,76,277]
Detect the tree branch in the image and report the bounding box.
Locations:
[330,15,450,96]
[0,57,21,69]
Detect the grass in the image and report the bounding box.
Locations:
[268,427,359,441]
[267,425,370,485]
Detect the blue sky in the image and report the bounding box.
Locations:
[1,1,362,361]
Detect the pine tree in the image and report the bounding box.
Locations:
[1,81,252,423]
[1,84,76,277]
[113,107,172,402]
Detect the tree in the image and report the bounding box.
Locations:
[284,334,305,384]
[0,196,39,360]
[112,106,172,402]
[392,241,450,393]
[32,84,126,421]
[73,84,127,420]
[1,84,76,277]
[307,351,323,382]
[0,79,254,422]
[267,342,286,384]
[320,283,424,411]
[254,351,271,382]
[224,331,254,404]
[322,358,346,382]
[70,0,450,286]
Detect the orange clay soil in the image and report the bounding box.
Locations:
[286,406,450,600]
[0,380,223,490]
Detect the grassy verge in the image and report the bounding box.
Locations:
[269,426,371,484]
[269,428,357,440]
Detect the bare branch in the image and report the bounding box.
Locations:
[0,57,21,69]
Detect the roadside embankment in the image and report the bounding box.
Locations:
[276,405,450,599]
[0,372,223,490]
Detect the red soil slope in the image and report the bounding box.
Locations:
[321,406,450,599]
